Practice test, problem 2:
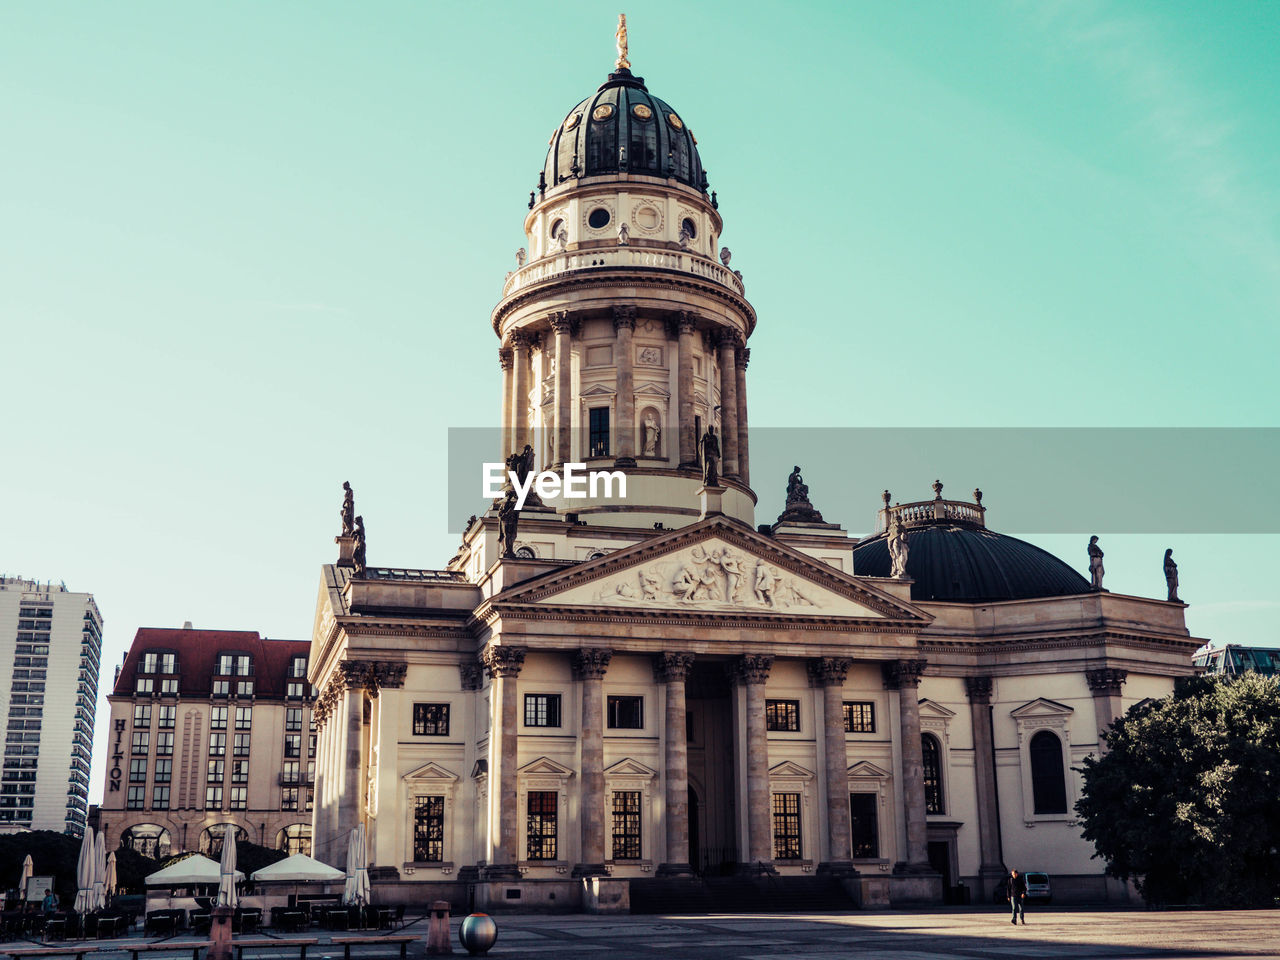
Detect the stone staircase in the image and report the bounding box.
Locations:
[629,875,857,914]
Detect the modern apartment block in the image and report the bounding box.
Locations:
[97,627,315,860]
[0,576,102,835]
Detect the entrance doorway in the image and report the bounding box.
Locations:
[928,840,954,903]
[685,661,736,874]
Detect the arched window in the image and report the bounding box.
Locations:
[1030,731,1068,814]
[276,824,312,856]
[921,734,944,815]
[199,823,247,858]
[121,824,172,859]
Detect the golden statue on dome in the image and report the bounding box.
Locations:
[615,13,630,70]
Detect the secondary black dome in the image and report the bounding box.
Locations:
[854,517,1090,604]
[543,69,707,191]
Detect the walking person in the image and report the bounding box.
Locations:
[1007,868,1027,925]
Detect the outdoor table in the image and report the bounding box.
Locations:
[375,907,394,930]
[96,915,124,939]
[325,909,348,931]
[275,910,307,933]
[42,917,66,941]
[144,914,174,937]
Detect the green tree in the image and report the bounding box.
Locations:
[1076,673,1280,906]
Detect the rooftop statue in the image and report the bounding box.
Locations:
[340,481,355,537]
[775,465,825,524]
[1088,535,1105,592]
[888,514,910,579]
[1164,548,1180,603]
[498,492,520,559]
[614,13,630,70]
[352,515,367,578]
[700,424,720,487]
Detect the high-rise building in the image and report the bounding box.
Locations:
[0,576,102,835]
[97,627,315,861]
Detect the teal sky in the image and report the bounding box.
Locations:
[2,2,1277,799]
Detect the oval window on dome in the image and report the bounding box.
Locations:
[632,103,653,120]
[563,113,581,131]
[549,218,565,240]
[680,218,697,240]
[667,112,684,130]
[588,208,611,230]
[591,103,615,121]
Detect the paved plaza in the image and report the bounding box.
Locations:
[431,909,1280,960]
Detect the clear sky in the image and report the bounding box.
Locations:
[2,1,1277,802]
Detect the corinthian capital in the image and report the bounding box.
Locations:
[1085,668,1127,695]
[653,652,695,684]
[498,346,513,370]
[731,654,774,686]
[964,675,993,703]
[736,346,751,371]
[807,657,852,687]
[881,658,927,690]
[571,647,613,680]
[549,311,572,335]
[612,305,637,331]
[481,645,527,679]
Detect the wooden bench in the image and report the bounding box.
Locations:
[233,936,319,960]
[129,941,215,960]
[4,945,212,960]
[328,935,416,960]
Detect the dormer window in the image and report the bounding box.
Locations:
[215,653,253,677]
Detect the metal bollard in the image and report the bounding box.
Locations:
[458,913,497,957]
[425,900,452,956]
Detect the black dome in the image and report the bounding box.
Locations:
[854,525,1090,603]
[543,69,706,191]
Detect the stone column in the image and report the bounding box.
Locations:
[550,313,574,465]
[336,669,366,847]
[499,345,514,456]
[1085,668,1127,752]
[965,676,1006,900]
[675,312,698,469]
[480,645,526,878]
[572,648,612,877]
[809,657,855,875]
[733,654,775,872]
[882,659,931,870]
[613,306,637,466]
[735,346,750,487]
[510,332,532,452]
[654,652,695,876]
[717,333,739,478]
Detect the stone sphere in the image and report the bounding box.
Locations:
[459,913,498,956]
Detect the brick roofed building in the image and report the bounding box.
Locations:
[98,625,316,861]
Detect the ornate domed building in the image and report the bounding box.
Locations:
[307,24,1203,913]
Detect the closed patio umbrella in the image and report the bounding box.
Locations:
[73,827,96,914]
[17,855,33,903]
[92,831,107,910]
[341,824,370,906]
[105,852,118,901]
[216,825,238,909]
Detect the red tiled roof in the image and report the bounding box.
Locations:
[113,628,310,698]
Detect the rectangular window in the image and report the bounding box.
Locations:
[160,677,179,694]
[131,731,150,755]
[154,759,172,784]
[236,680,254,697]
[140,653,159,674]
[414,795,445,862]
[152,786,170,810]
[281,761,300,784]
[235,706,252,730]
[229,787,247,810]
[157,706,176,729]
[286,681,307,698]
[280,788,299,811]
[308,735,317,758]
[526,791,558,860]
[135,678,153,695]
[772,792,802,860]
[155,733,174,756]
[210,707,228,730]
[413,703,450,737]
[207,759,224,782]
[611,790,642,860]
[231,759,249,783]
[843,701,875,734]
[588,407,611,457]
[284,735,302,758]
[127,786,145,810]
[208,733,226,756]
[159,653,177,673]
[850,793,879,859]
[304,788,314,813]
[233,734,251,757]
[765,699,800,732]
[205,786,222,810]
[285,708,303,732]
[524,694,562,728]
[129,758,147,783]
[133,705,151,727]
[289,657,308,678]
[212,680,230,697]
[606,695,643,729]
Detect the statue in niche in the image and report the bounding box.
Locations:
[1164,548,1180,602]
[352,516,367,577]
[618,222,630,246]
[1088,536,1105,591]
[887,513,909,579]
[678,222,692,249]
[498,493,520,559]
[340,481,355,537]
[700,424,720,487]
[641,412,661,457]
[515,247,526,267]
[555,223,569,250]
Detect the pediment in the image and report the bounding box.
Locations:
[404,761,459,784]
[471,759,488,780]
[918,699,957,719]
[491,517,928,622]
[1010,697,1074,719]
[847,760,891,779]
[769,760,815,780]
[604,758,658,779]
[580,383,616,397]
[634,382,671,398]
[517,756,575,778]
